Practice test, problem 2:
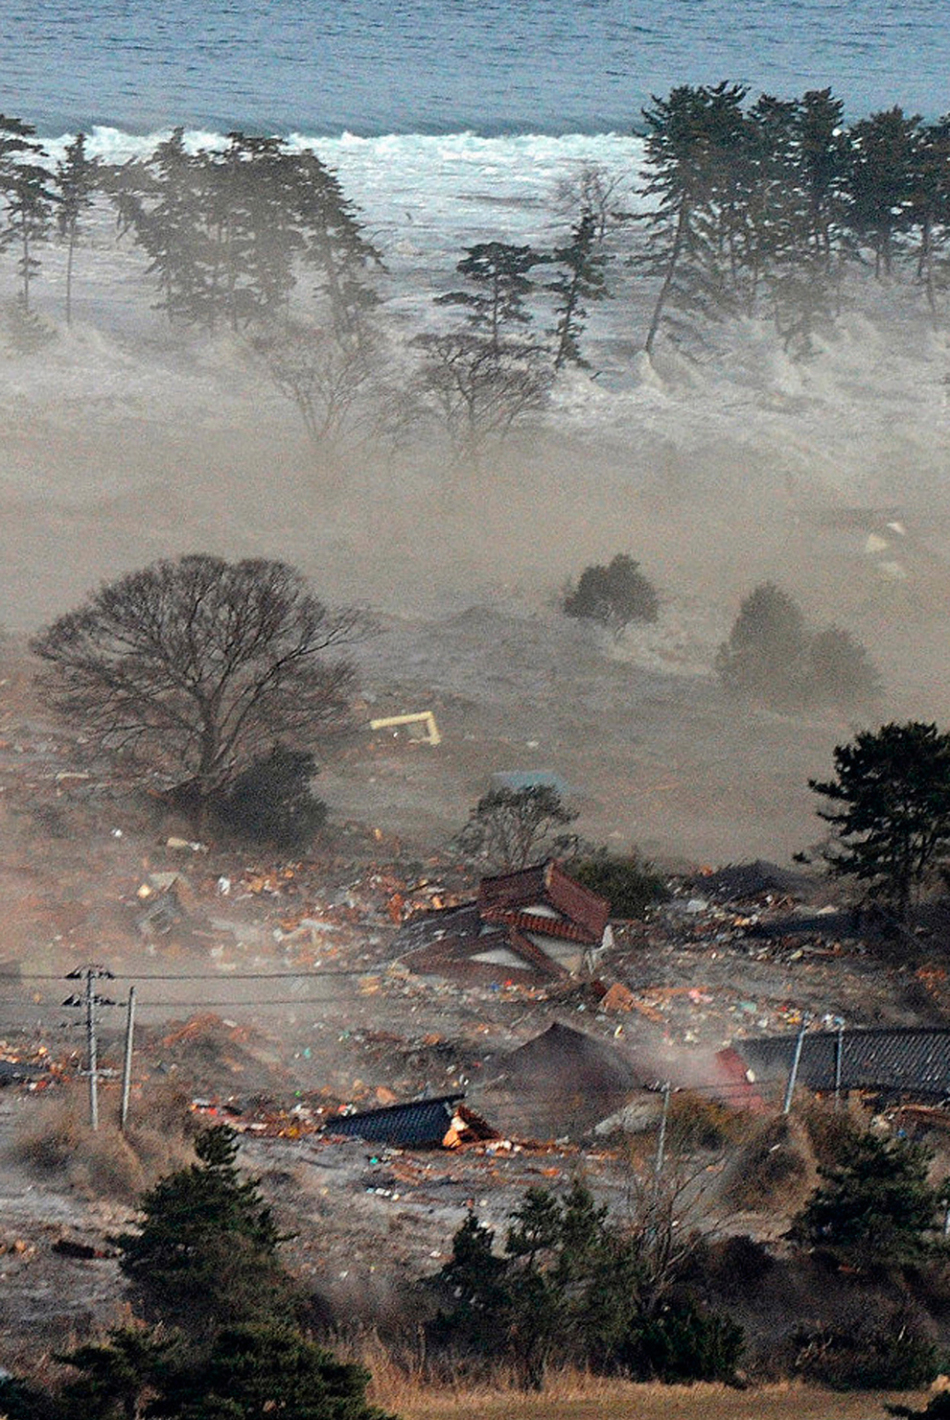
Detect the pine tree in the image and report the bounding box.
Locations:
[809,721,950,920]
[0,116,56,312]
[636,83,749,354]
[436,240,546,353]
[117,1125,296,1334]
[847,106,922,277]
[56,132,98,327]
[147,1325,393,1420]
[546,211,607,369]
[793,1132,943,1268]
[909,114,950,316]
[56,1326,174,1420]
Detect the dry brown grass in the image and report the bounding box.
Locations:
[725,1113,817,1214]
[385,1378,928,1420]
[8,1080,193,1201]
[341,1330,927,1420]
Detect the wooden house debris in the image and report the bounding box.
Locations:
[325,1093,498,1149]
[394,859,612,985]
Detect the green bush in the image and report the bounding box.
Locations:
[716,582,880,710]
[563,554,659,635]
[624,1299,745,1383]
[791,1312,938,1390]
[568,851,668,919]
[215,744,326,851]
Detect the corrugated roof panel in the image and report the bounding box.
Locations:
[739,1028,950,1098]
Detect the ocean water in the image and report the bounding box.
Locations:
[3,0,950,141]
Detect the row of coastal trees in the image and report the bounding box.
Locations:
[2,86,950,458]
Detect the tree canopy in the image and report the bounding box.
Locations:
[117,1124,296,1334]
[809,720,950,920]
[456,784,578,871]
[31,554,364,825]
[792,1131,944,1269]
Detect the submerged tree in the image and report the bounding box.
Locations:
[412,330,551,462]
[0,115,57,312]
[456,784,578,871]
[847,106,922,277]
[110,131,378,335]
[636,82,749,354]
[546,210,608,369]
[31,554,364,827]
[436,240,546,353]
[562,553,659,636]
[254,316,380,460]
[215,744,327,852]
[57,132,98,326]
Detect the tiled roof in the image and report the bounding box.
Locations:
[480,905,599,944]
[737,1028,950,1099]
[394,860,608,983]
[326,1093,466,1147]
[478,861,610,939]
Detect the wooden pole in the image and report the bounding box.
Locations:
[85,968,98,1132]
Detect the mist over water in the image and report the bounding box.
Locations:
[6,0,950,137]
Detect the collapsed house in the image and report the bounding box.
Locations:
[724,1027,950,1105]
[325,1093,498,1149]
[394,859,612,985]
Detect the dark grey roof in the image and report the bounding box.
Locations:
[0,1059,45,1083]
[698,860,815,902]
[738,1028,950,1099]
[325,1093,465,1147]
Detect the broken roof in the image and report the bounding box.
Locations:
[325,1093,497,1149]
[735,1027,950,1100]
[478,860,610,942]
[395,861,610,984]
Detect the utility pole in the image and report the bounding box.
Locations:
[783,1015,810,1116]
[120,985,136,1134]
[654,1081,672,1181]
[64,964,115,1130]
[833,1021,845,1109]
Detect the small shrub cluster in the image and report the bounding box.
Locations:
[563,554,659,636]
[568,850,668,919]
[666,1091,753,1153]
[716,582,880,710]
[213,744,327,852]
[423,1181,743,1389]
[790,1309,938,1390]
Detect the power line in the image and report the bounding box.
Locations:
[13,968,387,982]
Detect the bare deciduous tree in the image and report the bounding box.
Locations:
[254,318,376,457]
[412,331,551,462]
[31,554,366,825]
[456,784,578,871]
